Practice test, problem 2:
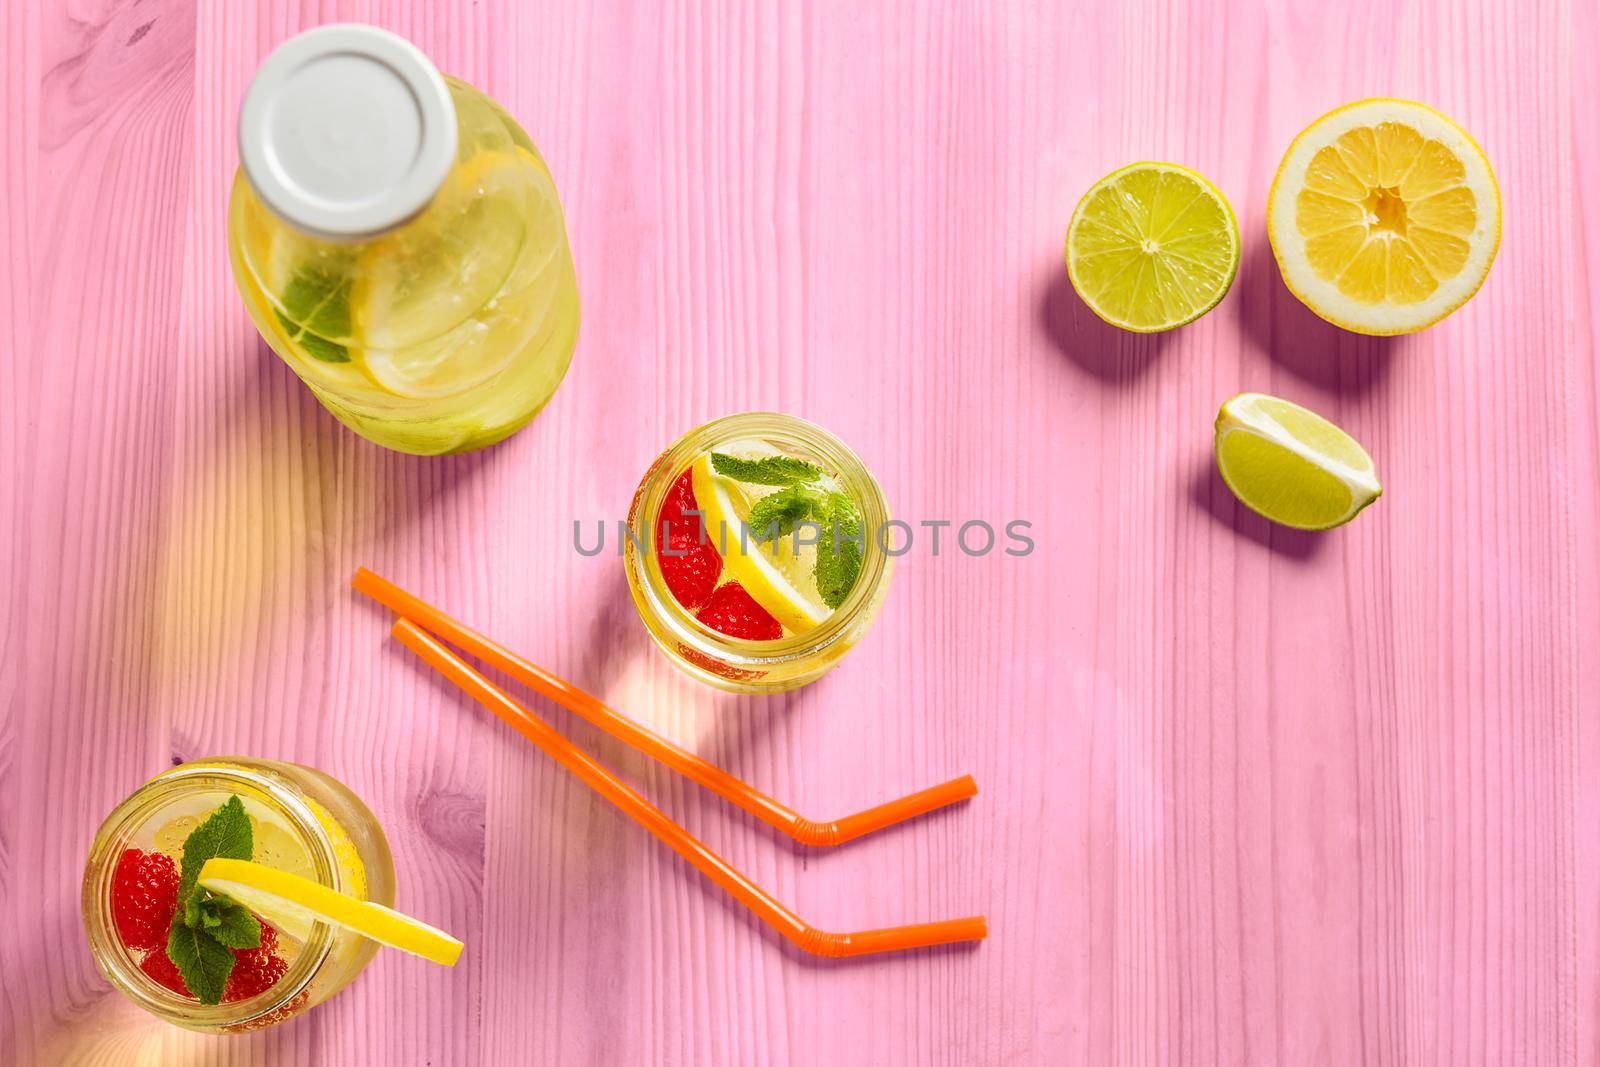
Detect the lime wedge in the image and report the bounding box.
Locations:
[1065,162,1240,331]
[690,455,830,634]
[1214,393,1381,530]
[198,858,461,966]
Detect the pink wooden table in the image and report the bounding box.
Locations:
[3,1,1596,1064]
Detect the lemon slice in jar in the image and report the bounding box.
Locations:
[199,858,461,966]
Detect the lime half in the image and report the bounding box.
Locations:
[1065,162,1240,331]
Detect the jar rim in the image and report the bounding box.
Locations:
[81,760,339,1029]
[627,411,892,667]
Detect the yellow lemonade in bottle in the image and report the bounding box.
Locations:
[227,26,579,455]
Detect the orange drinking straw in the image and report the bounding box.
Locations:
[392,619,986,956]
[353,567,976,845]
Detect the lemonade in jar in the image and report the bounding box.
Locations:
[624,413,895,692]
[227,25,579,455]
[83,757,461,1033]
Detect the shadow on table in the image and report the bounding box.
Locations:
[650,855,986,971]
[1188,454,1324,562]
[437,562,951,858]
[1036,264,1175,385]
[131,337,508,696]
[368,560,807,841]
[569,562,658,702]
[369,544,982,974]
[779,934,986,969]
[700,889,985,972]
[564,566,822,836]
[245,337,511,538]
[774,781,975,858]
[1232,239,1400,399]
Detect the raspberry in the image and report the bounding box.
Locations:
[657,469,721,610]
[138,947,191,997]
[679,644,767,683]
[659,468,704,542]
[223,922,288,1002]
[110,848,180,952]
[695,581,783,641]
[222,951,287,1001]
[252,920,279,955]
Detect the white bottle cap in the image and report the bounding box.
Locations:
[238,24,457,240]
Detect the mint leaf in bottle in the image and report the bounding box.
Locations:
[274,263,353,362]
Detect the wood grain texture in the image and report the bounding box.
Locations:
[2,1,1595,1064]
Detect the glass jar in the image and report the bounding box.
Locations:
[81,758,396,1033]
[227,26,580,455]
[624,412,894,692]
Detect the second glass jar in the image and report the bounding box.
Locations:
[624,412,894,692]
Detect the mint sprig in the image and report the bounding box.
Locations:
[162,795,259,1004]
[710,452,864,608]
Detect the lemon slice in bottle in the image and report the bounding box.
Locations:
[198,858,462,966]
[350,150,534,398]
[1065,162,1240,332]
[690,455,830,635]
[1214,392,1381,530]
[1267,98,1500,334]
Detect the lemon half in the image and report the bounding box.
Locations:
[1065,162,1240,332]
[1267,98,1500,335]
[1214,393,1381,530]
